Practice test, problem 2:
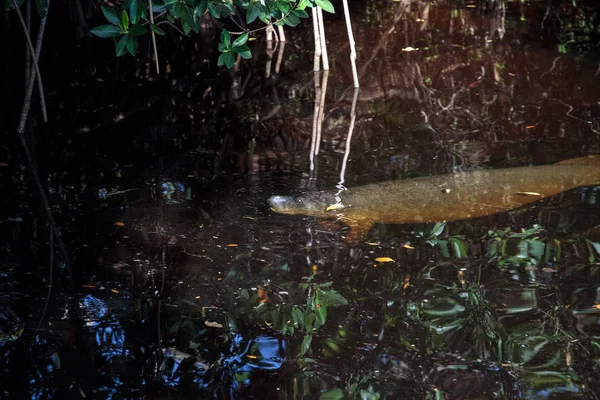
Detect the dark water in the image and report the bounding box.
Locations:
[2,1,600,399]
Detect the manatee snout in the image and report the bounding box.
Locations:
[268,195,297,213]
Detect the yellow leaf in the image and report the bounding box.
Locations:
[516,191,541,196]
[594,304,600,310]
[375,257,395,263]
[325,203,344,211]
[227,243,239,247]
[402,243,414,249]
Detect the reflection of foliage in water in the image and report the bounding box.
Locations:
[314,223,600,398]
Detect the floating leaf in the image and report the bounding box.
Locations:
[375,257,395,263]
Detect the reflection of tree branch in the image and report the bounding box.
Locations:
[540,56,561,78]
[358,0,410,78]
[547,98,600,134]
[436,87,466,113]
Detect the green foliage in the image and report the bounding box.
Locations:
[218,31,251,68]
[225,257,348,359]
[85,0,318,66]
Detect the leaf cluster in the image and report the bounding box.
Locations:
[82,0,335,67]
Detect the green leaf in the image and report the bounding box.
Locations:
[291,307,304,328]
[231,45,251,59]
[35,0,48,17]
[150,23,165,35]
[589,241,600,255]
[5,0,23,10]
[430,221,446,238]
[293,9,308,18]
[195,0,208,19]
[449,237,467,258]
[283,13,300,27]
[129,24,146,36]
[276,1,290,13]
[207,1,219,18]
[125,34,138,55]
[305,312,316,332]
[316,289,348,307]
[220,29,231,47]
[246,2,260,24]
[315,305,327,327]
[320,388,344,400]
[116,35,128,56]
[130,0,139,24]
[91,25,123,38]
[101,5,121,26]
[121,10,130,31]
[218,52,235,68]
[174,3,196,32]
[299,334,312,356]
[232,33,248,47]
[315,0,334,13]
[296,0,310,10]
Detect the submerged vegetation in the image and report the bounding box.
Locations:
[2,0,600,398]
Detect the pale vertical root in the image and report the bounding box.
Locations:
[312,7,321,71]
[342,0,359,87]
[275,41,286,74]
[315,70,328,155]
[310,72,321,171]
[266,24,274,41]
[339,88,359,186]
[148,0,160,73]
[277,25,286,42]
[317,7,329,70]
[265,39,274,78]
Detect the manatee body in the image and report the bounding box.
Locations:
[268,155,600,240]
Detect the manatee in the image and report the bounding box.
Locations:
[268,155,600,241]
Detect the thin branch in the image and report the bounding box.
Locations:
[30,225,54,349]
[156,20,185,35]
[18,2,49,133]
[148,0,160,73]
[12,0,47,123]
[15,0,74,287]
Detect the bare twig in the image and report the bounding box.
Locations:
[12,0,47,123]
[19,4,49,133]
[148,0,160,73]
[540,56,561,79]
[30,225,54,349]
[15,0,74,287]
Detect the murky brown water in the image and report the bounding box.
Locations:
[2,1,600,398]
